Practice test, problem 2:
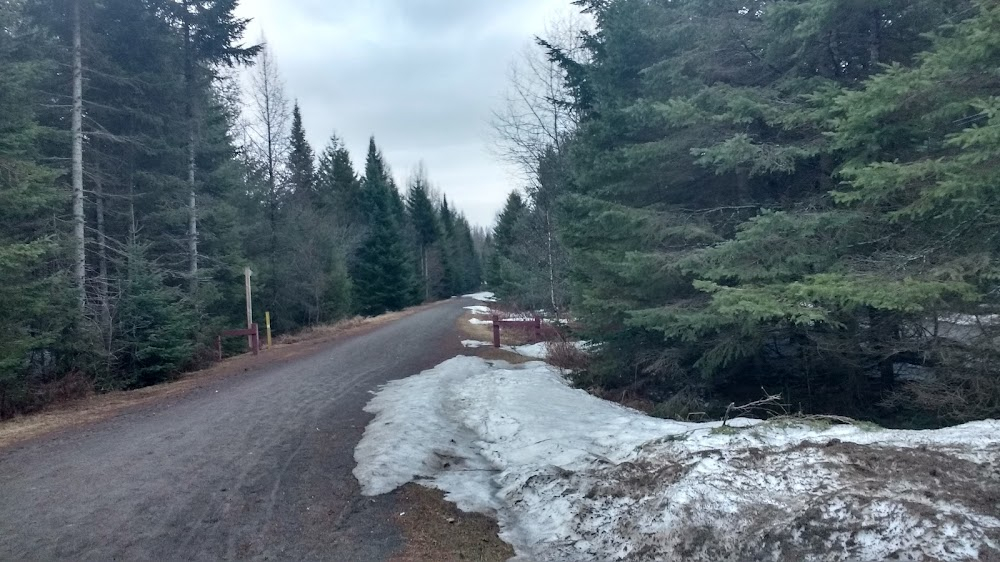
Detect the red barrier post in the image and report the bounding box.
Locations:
[492,314,501,348]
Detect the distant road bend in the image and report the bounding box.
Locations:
[0,299,469,561]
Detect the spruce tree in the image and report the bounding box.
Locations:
[352,138,414,315]
[0,1,72,414]
[287,102,316,200]
[406,167,440,301]
[539,0,976,417]
[316,134,361,220]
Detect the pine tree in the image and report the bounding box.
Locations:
[488,191,528,299]
[406,165,439,301]
[538,0,975,417]
[116,241,195,387]
[316,134,361,221]
[352,138,414,315]
[0,1,72,414]
[287,102,316,200]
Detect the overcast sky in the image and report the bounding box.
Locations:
[234,0,575,228]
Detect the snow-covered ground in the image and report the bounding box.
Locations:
[460,339,588,360]
[354,356,1000,562]
[463,291,496,302]
[464,305,492,315]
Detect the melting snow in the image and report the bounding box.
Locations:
[463,291,497,302]
[354,356,1000,561]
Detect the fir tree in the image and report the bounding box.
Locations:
[316,133,361,220]
[0,1,72,414]
[406,166,439,301]
[352,138,414,315]
[287,102,316,200]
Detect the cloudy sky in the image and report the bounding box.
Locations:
[234,0,575,227]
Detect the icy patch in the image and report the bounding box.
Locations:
[458,340,589,360]
[463,291,496,302]
[940,313,1000,326]
[510,341,591,360]
[354,357,1000,562]
[510,343,548,359]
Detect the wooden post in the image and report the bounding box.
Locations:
[492,314,501,348]
[244,267,253,349]
[265,311,272,349]
[216,336,222,360]
[251,323,260,356]
[534,316,542,342]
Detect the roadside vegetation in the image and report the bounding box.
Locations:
[0,0,483,418]
[488,0,1000,429]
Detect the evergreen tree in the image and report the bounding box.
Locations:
[406,166,440,301]
[287,102,316,200]
[116,241,195,387]
[0,1,72,414]
[316,133,361,221]
[352,138,414,315]
[534,0,978,420]
[488,191,528,299]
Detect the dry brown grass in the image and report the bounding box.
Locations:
[0,303,437,450]
[456,315,538,365]
[390,484,513,562]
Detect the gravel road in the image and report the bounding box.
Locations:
[0,299,470,561]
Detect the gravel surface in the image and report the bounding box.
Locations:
[0,300,469,562]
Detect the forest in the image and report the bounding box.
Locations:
[489,0,1000,427]
[0,0,482,416]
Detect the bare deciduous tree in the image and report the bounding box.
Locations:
[489,12,590,186]
[489,12,592,312]
[243,39,291,307]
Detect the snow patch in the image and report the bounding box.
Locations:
[354,357,1000,562]
[464,305,492,315]
[463,291,497,302]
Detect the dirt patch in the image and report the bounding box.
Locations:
[390,484,513,562]
[457,314,538,365]
[0,303,439,451]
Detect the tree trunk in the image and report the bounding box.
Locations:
[545,208,557,312]
[71,0,86,314]
[868,10,882,70]
[127,149,137,242]
[95,159,111,352]
[184,1,198,293]
[423,246,430,301]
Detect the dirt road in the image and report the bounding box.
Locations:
[0,299,470,561]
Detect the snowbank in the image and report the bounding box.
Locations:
[354,356,1000,562]
[463,291,496,302]
[464,305,492,315]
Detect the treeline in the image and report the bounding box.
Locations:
[0,0,480,416]
[493,0,1000,427]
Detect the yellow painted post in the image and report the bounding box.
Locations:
[265,311,272,349]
